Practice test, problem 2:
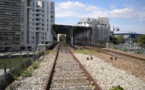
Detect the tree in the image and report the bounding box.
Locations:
[116,36,125,44]
[110,35,125,44]
[132,38,138,43]
[137,35,145,44]
[59,34,66,44]
[109,36,119,44]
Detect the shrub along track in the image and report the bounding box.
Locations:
[45,44,102,90]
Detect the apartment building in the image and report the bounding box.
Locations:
[23,0,55,51]
[0,0,22,51]
[0,0,55,51]
[75,17,110,45]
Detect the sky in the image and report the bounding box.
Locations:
[54,0,145,34]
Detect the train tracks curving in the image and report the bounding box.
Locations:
[45,44,102,90]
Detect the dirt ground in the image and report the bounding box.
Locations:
[94,51,145,82]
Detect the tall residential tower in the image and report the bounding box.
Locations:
[0,0,55,51]
[0,0,23,51]
[23,0,55,50]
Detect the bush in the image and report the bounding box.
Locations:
[22,70,31,78]
[32,62,39,69]
[44,50,50,55]
[123,48,127,52]
[135,50,142,54]
[110,85,124,90]
[112,46,118,50]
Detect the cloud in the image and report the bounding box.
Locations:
[110,8,134,18]
[55,1,145,34]
[58,1,85,10]
[56,1,145,23]
[56,1,137,19]
[85,5,100,11]
[56,1,108,18]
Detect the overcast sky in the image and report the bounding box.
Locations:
[54,0,145,34]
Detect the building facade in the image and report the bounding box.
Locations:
[74,17,110,46]
[0,0,22,51]
[23,0,55,51]
[0,0,55,51]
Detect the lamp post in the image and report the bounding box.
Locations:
[113,26,119,44]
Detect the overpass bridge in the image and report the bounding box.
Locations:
[51,24,92,45]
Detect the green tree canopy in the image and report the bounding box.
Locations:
[137,35,145,44]
[59,34,66,44]
[116,35,125,44]
[110,35,125,44]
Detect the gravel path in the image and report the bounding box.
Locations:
[74,53,145,90]
[6,53,56,90]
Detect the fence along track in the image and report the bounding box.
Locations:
[45,44,102,90]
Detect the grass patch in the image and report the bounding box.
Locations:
[110,85,124,90]
[0,57,31,69]
[44,50,56,55]
[21,70,31,78]
[32,62,39,69]
[76,49,96,55]
[44,50,51,54]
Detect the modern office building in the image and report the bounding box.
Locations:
[0,0,55,51]
[74,17,110,45]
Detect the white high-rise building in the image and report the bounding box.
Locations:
[23,0,55,50]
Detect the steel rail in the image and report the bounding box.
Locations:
[44,44,60,90]
[45,44,102,90]
[82,46,145,62]
[66,45,102,90]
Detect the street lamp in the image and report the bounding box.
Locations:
[113,26,119,44]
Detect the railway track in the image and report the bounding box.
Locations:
[45,44,102,90]
[81,46,145,66]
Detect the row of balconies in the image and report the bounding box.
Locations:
[0,39,20,41]
[0,18,20,21]
[0,42,21,46]
[0,14,21,17]
[0,0,21,3]
[0,1,21,4]
[0,26,20,29]
[0,32,20,34]
[0,8,21,13]
[0,34,21,37]
[0,6,20,10]
[1,6,20,9]
[0,22,20,25]
[0,24,20,27]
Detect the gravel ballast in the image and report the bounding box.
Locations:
[74,53,145,90]
[6,53,56,90]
